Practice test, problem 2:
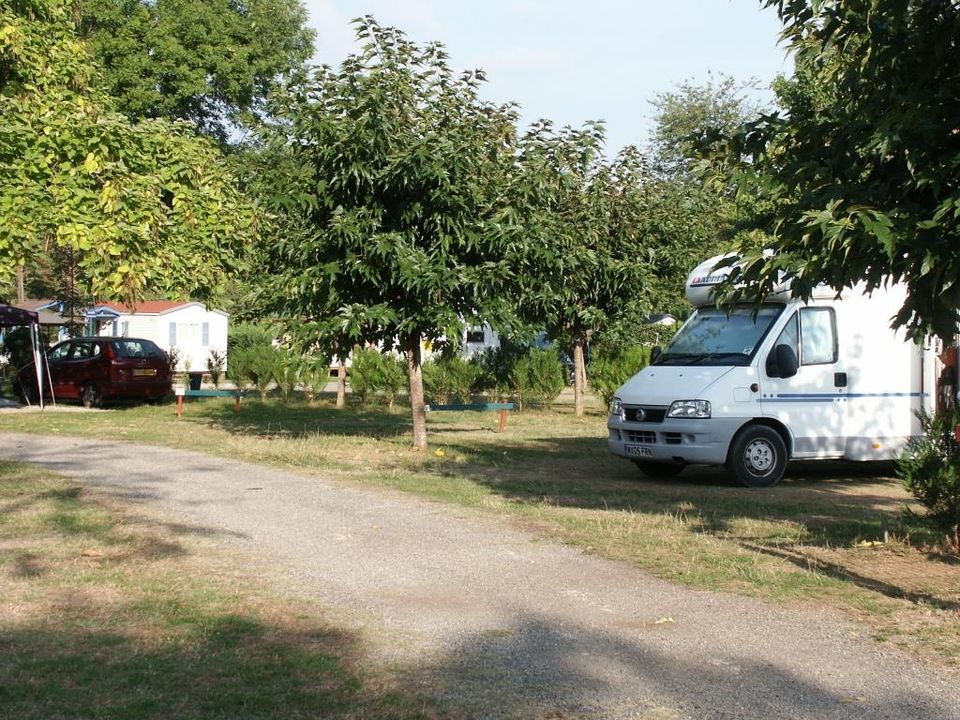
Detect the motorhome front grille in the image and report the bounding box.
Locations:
[624,430,657,444]
[624,406,667,423]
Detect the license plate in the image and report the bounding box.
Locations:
[132,368,157,377]
[624,444,652,458]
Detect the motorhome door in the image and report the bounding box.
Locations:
[760,306,848,458]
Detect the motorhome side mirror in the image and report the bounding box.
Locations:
[650,346,662,363]
[774,344,799,378]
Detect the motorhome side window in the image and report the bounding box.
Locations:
[767,313,799,377]
[799,307,837,365]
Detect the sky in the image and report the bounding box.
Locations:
[301,1,792,153]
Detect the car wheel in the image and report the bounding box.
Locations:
[81,383,101,409]
[632,460,685,478]
[726,425,787,487]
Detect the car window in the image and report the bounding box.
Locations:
[47,343,71,362]
[69,341,99,360]
[112,339,165,359]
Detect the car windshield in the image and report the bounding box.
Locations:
[654,305,784,366]
[112,340,165,359]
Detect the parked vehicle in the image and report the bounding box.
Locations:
[608,256,939,486]
[16,337,172,408]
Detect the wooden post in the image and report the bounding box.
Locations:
[498,408,508,433]
[176,394,184,419]
[954,425,960,443]
[234,390,242,413]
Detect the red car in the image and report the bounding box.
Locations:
[17,337,172,407]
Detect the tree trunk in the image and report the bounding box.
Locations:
[573,339,586,418]
[405,335,428,449]
[16,266,25,303]
[336,359,347,409]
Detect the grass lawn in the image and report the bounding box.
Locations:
[0,461,451,719]
[2,390,959,669]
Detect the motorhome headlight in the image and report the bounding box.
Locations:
[609,397,624,420]
[667,400,711,419]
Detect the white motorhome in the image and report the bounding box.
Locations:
[608,256,939,486]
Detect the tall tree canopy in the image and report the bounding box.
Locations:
[0,0,256,307]
[708,0,960,339]
[78,0,315,143]
[512,122,656,416]
[255,17,522,448]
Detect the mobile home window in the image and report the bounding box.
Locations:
[465,327,485,343]
[202,322,210,346]
[169,322,177,346]
[799,307,837,365]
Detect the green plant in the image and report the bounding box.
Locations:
[248,346,279,400]
[226,347,254,391]
[422,355,481,405]
[510,348,565,410]
[302,355,331,405]
[349,348,384,406]
[590,345,652,405]
[206,349,226,387]
[274,349,301,404]
[898,410,960,548]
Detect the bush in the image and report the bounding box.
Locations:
[273,349,301,403]
[422,355,482,405]
[226,347,254,390]
[248,345,280,400]
[510,348,565,410]
[897,410,960,548]
[206,350,226,387]
[301,355,331,404]
[350,348,406,406]
[590,345,652,405]
[472,341,529,399]
[228,322,274,353]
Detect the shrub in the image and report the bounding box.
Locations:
[349,347,405,406]
[590,345,652,405]
[302,355,331,404]
[897,410,960,548]
[226,347,254,390]
[273,349,301,403]
[422,355,482,405]
[228,322,274,353]
[206,350,226,387]
[510,348,565,410]
[471,341,529,399]
[248,345,279,400]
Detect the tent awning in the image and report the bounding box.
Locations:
[0,304,39,326]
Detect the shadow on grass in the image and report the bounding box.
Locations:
[197,399,412,440]
[2,607,954,720]
[0,615,437,720]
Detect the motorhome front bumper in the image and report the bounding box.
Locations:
[607,416,744,466]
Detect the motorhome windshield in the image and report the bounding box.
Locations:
[654,305,784,366]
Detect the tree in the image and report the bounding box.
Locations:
[253,18,522,448]
[708,0,960,339]
[649,73,763,177]
[0,0,256,308]
[511,122,656,417]
[78,0,315,143]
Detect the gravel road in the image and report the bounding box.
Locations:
[2,431,958,719]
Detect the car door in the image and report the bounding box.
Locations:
[760,306,847,458]
[45,341,74,399]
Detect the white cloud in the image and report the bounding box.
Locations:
[301,0,357,64]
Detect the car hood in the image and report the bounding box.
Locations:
[616,365,736,406]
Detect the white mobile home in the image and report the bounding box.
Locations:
[89,301,228,373]
[608,256,941,486]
